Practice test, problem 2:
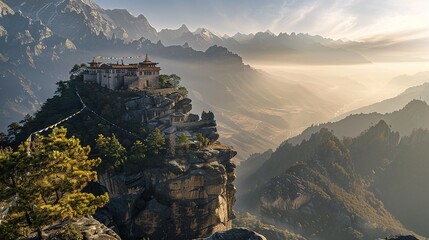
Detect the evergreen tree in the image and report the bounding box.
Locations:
[125,140,149,172]
[95,134,127,171]
[69,64,81,74]
[177,132,190,153]
[196,133,210,148]
[0,127,108,240]
[0,132,6,145]
[147,128,166,156]
[7,122,22,138]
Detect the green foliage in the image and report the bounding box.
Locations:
[95,134,127,171]
[60,224,84,240]
[124,140,152,173]
[177,132,190,153]
[147,128,166,157]
[159,74,181,88]
[7,121,22,137]
[0,127,108,240]
[196,133,210,148]
[69,64,81,74]
[0,131,6,145]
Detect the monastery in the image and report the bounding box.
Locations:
[83,54,161,90]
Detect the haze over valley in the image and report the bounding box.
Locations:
[1,0,429,239]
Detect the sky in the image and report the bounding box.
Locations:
[93,0,429,41]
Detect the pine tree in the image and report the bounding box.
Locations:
[125,140,149,172]
[147,128,166,157]
[95,134,127,171]
[0,127,108,240]
[177,132,190,153]
[196,133,210,148]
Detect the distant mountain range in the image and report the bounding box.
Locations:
[236,121,418,240]
[0,0,345,161]
[156,26,370,64]
[237,98,429,238]
[4,0,371,65]
[336,82,429,120]
[289,99,429,145]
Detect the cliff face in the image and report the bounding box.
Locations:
[75,85,238,240]
[96,145,237,239]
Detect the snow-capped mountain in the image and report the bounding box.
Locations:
[158,25,236,51]
[231,32,255,43]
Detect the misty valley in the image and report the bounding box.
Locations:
[0,0,429,240]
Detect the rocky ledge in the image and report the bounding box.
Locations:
[95,143,237,240]
[38,217,121,240]
[196,228,267,240]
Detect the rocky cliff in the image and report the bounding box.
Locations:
[4,71,239,239]
[70,81,237,239]
[95,144,237,240]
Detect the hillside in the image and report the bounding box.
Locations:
[374,129,429,236]
[337,83,429,119]
[236,126,413,240]
[288,99,429,145]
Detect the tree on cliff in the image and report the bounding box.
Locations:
[0,127,108,240]
[196,133,210,148]
[95,133,127,171]
[177,132,190,154]
[125,140,151,172]
[147,128,166,157]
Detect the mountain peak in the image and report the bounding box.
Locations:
[179,24,189,31]
[264,29,275,36]
[402,99,429,112]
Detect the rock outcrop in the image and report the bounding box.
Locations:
[95,144,237,240]
[41,217,121,240]
[386,236,419,240]
[196,228,267,240]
